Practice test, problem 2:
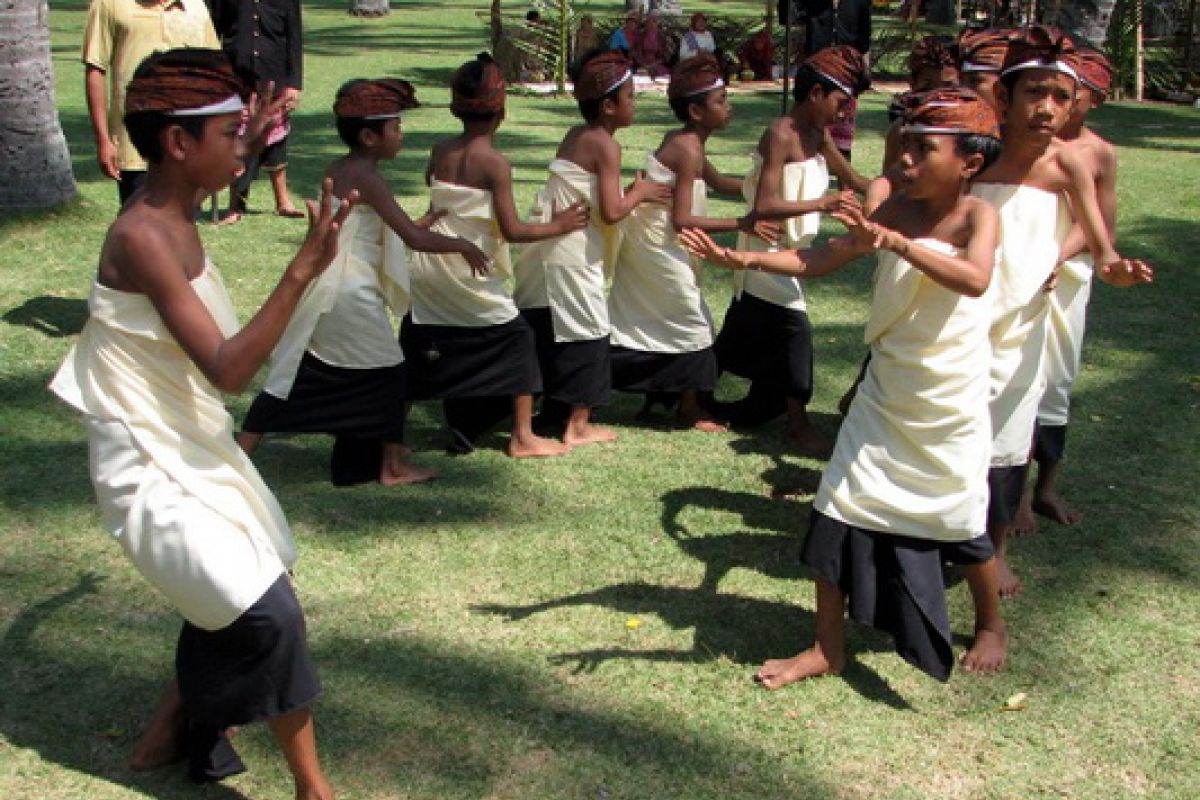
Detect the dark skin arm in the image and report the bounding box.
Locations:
[821,130,871,194]
[1058,139,1117,261]
[477,149,588,243]
[1058,147,1151,287]
[752,125,855,220]
[354,168,491,276]
[111,181,353,394]
[661,134,775,240]
[588,133,673,225]
[85,65,119,180]
[679,225,870,278]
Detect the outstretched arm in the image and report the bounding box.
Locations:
[678,226,870,278]
[594,138,673,224]
[822,130,871,194]
[671,145,777,241]
[1061,149,1151,288]
[357,170,491,276]
[752,126,855,220]
[122,180,354,394]
[487,157,588,243]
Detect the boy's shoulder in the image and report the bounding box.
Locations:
[99,205,196,289]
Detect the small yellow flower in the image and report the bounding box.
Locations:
[625,617,642,630]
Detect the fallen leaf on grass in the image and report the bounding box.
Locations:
[1001,691,1028,711]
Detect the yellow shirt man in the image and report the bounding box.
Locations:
[82,0,218,194]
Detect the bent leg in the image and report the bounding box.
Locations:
[269,707,335,800]
[961,560,1008,673]
[756,578,847,689]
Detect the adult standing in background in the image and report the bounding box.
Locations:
[82,0,219,206]
[209,0,304,222]
[800,0,871,159]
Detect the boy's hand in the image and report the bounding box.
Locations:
[1097,257,1153,288]
[415,208,447,229]
[551,200,590,234]
[679,228,746,270]
[243,82,288,152]
[629,171,674,205]
[97,137,120,181]
[459,241,492,278]
[737,215,779,245]
[290,178,356,283]
[832,203,884,249]
[821,189,858,214]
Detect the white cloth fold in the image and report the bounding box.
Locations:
[1039,253,1093,425]
[816,240,993,541]
[608,153,714,353]
[49,264,294,630]
[513,159,621,341]
[970,183,1072,467]
[266,204,409,399]
[409,180,517,327]
[733,152,829,310]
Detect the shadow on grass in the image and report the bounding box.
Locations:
[3,296,89,338]
[1,576,840,799]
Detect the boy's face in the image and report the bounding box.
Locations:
[962,70,1000,111]
[695,87,732,130]
[811,86,851,129]
[607,79,636,128]
[379,117,404,158]
[1068,84,1102,125]
[913,65,960,93]
[1001,69,1076,141]
[896,131,978,200]
[183,112,245,192]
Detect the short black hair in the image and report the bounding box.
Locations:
[571,49,626,122]
[956,133,1002,172]
[335,116,389,149]
[452,52,503,123]
[791,64,845,105]
[124,112,208,163]
[669,88,719,123]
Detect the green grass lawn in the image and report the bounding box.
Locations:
[2,2,1199,798]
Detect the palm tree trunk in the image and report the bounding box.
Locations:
[0,0,77,215]
[1046,0,1119,47]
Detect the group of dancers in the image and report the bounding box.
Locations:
[50,26,1151,798]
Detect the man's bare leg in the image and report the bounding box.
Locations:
[379,442,440,485]
[237,431,264,455]
[677,390,728,433]
[1013,479,1040,536]
[784,397,832,457]
[129,679,184,771]
[508,395,570,458]
[562,405,616,446]
[268,707,335,800]
[961,559,1008,672]
[756,578,846,689]
[989,523,1022,598]
[1030,458,1082,525]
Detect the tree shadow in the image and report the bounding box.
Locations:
[3,296,89,338]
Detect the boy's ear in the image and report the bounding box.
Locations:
[357,126,378,149]
[961,151,986,179]
[162,123,190,162]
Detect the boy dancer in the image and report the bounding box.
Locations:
[712,45,866,454]
[1015,46,1119,532]
[683,87,1009,682]
[881,36,960,172]
[50,49,345,796]
[240,78,489,485]
[957,27,1013,111]
[608,54,775,432]
[402,53,587,457]
[514,50,671,445]
[971,26,1151,597]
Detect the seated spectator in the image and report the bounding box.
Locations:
[739,24,774,80]
[574,15,600,61]
[633,11,671,78]
[609,11,640,54]
[678,12,716,60]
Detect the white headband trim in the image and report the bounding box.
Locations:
[814,69,854,97]
[1079,76,1107,93]
[902,123,979,135]
[362,112,402,119]
[166,94,245,117]
[961,61,1000,73]
[601,69,634,97]
[1000,59,1079,81]
[682,77,725,97]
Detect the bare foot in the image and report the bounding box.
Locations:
[996,556,1022,599]
[216,209,244,226]
[960,625,1008,673]
[688,417,730,433]
[754,646,844,690]
[1012,491,1039,537]
[507,434,571,458]
[1032,491,1082,526]
[128,689,184,771]
[785,426,832,458]
[379,462,441,486]
[296,779,336,800]
[563,423,617,446]
[276,207,306,219]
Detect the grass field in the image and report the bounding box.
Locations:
[1,2,1199,798]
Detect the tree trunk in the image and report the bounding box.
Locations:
[349,0,390,17]
[0,0,77,216]
[1046,0,1119,47]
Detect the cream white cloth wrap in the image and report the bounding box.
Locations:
[815,240,993,541]
[970,184,1071,467]
[1038,252,1093,426]
[513,159,622,341]
[733,152,829,311]
[409,180,517,328]
[49,264,295,631]
[608,153,714,353]
[265,204,410,400]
